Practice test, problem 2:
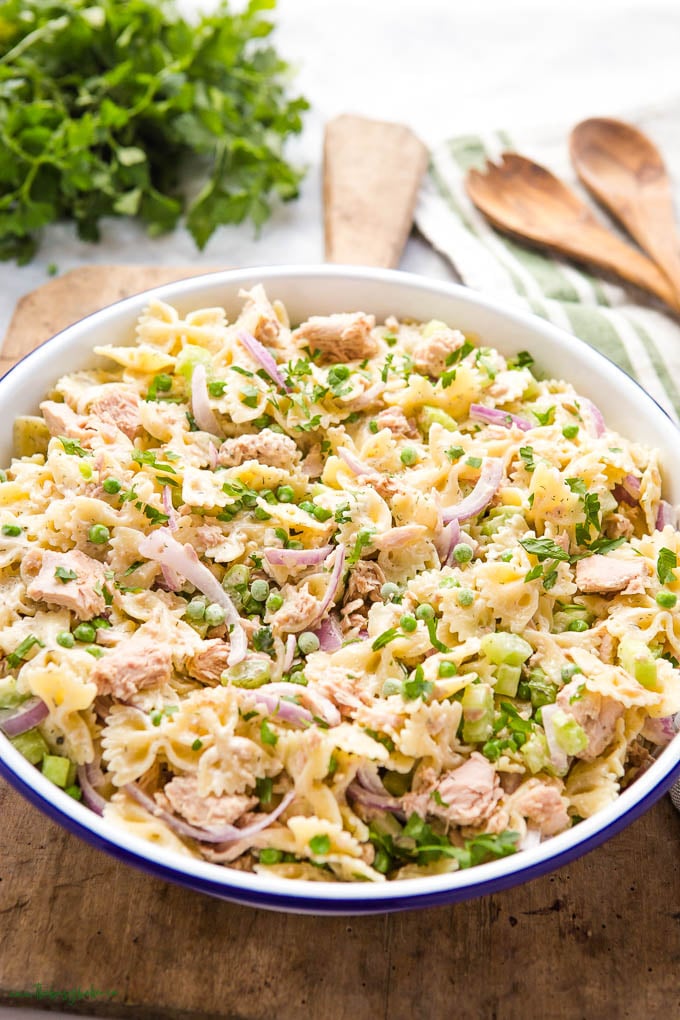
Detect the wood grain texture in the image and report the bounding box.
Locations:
[466,152,680,311]
[324,114,428,268]
[1,267,680,1019]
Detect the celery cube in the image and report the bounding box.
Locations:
[462,683,494,743]
[552,710,588,756]
[521,732,551,774]
[481,632,533,667]
[619,638,660,691]
[420,405,458,432]
[10,728,49,765]
[494,664,521,697]
[42,755,74,788]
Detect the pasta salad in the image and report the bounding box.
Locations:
[1,284,679,883]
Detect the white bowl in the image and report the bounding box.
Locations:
[1,265,678,914]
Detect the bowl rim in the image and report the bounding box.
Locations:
[1,263,679,913]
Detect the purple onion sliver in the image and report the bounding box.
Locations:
[309,544,347,631]
[346,780,406,820]
[613,484,638,508]
[656,500,678,531]
[441,458,504,524]
[162,485,178,531]
[237,330,289,392]
[264,545,332,567]
[337,447,380,479]
[77,764,107,816]
[314,613,343,652]
[0,697,49,738]
[282,633,297,673]
[251,691,314,726]
[469,404,532,431]
[191,364,223,437]
[582,398,606,438]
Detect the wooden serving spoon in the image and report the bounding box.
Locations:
[466,152,680,311]
[570,117,680,304]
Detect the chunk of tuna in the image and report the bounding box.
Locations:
[91,634,172,700]
[292,312,377,362]
[160,775,256,827]
[218,428,301,470]
[412,328,466,378]
[21,548,105,620]
[375,407,419,438]
[90,387,141,440]
[513,781,570,836]
[556,679,623,760]
[271,582,321,634]
[40,401,91,442]
[344,560,385,605]
[404,752,502,827]
[575,555,650,595]
[186,640,230,685]
[239,285,285,348]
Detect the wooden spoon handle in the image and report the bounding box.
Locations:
[570,118,680,302]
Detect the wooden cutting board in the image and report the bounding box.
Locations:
[1,119,680,1020]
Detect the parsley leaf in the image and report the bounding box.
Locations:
[520,536,571,562]
[657,547,678,585]
[0,0,308,263]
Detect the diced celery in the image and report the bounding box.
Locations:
[10,728,49,765]
[494,664,521,697]
[421,319,449,338]
[521,732,551,774]
[42,755,74,788]
[481,632,533,667]
[222,658,271,689]
[552,710,588,756]
[480,506,523,536]
[175,344,213,383]
[382,770,412,797]
[420,405,457,432]
[618,638,660,691]
[0,676,25,710]
[461,683,494,743]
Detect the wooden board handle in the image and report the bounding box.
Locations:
[324,114,428,268]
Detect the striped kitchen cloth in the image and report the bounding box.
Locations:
[415,103,680,808]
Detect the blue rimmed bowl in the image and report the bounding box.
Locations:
[1,265,678,914]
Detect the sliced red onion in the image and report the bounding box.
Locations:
[282,634,297,673]
[264,545,332,567]
[309,544,346,628]
[469,404,532,431]
[139,528,246,666]
[251,682,341,727]
[355,766,389,795]
[0,696,49,737]
[337,447,380,479]
[208,442,218,470]
[247,690,314,726]
[434,518,460,565]
[160,563,181,593]
[77,762,107,816]
[191,364,223,437]
[582,398,606,438]
[540,703,569,774]
[442,458,504,524]
[656,500,678,531]
[237,330,289,392]
[125,783,294,844]
[374,525,424,551]
[162,485,178,532]
[346,779,405,819]
[314,612,343,652]
[641,715,678,746]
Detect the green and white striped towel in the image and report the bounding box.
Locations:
[415,105,680,807]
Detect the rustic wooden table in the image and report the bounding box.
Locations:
[1,267,679,1020]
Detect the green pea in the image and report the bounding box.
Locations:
[185,599,207,621]
[656,591,677,609]
[562,425,579,439]
[223,564,250,589]
[250,579,270,603]
[0,470,6,483]
[205,603,226,626]
[457,589,474,607]
[453,543,473,564]
[438,660,457,677]
[567,619,589,632]
[1,524,22,537]
[266,592,284,612]
[368,420,378,434]
[400,447,418,466]
[88,524,110,544]
[73,623,96,643]
[85,645,103,658]
[56,631,75,648]
[253,506,272,521]
[103,477,121,494]
[400,614,417,633]
[380,582,400,601]
[415,603,435,621]
[298,631,320,655]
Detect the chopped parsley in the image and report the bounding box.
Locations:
[657,547,678,586]
[58,436,90,458]
[54,565,78,584]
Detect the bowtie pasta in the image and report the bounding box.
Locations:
[1,284,679,883]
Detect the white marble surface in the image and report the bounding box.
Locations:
[2,0,680,341]
[3,1,680,1016]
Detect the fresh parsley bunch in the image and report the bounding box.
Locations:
[0,0,308,262]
